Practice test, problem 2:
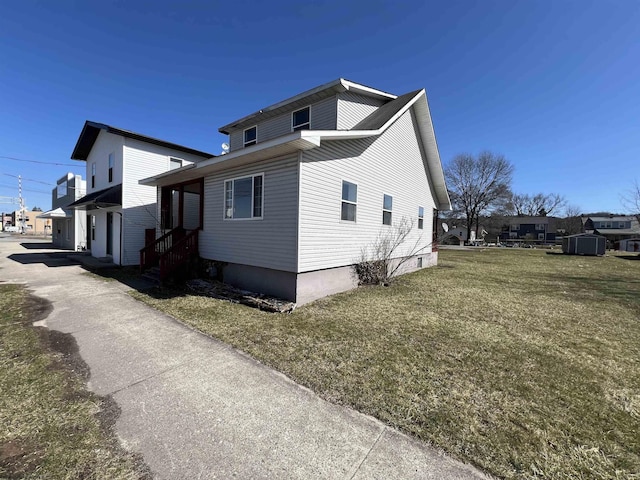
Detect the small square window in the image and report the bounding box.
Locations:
[292,107,310,131]
[341,181,357,222]
[244,126,257,147]
[383,194,392,225]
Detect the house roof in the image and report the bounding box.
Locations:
[218,79,397,134]
[68,184,122,210]
[71,121,214,161]
[142,85,451,210]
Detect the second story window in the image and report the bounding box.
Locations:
[108,153,114,183]
[418,206,424,229]
[383,194,393,225]
[292,107,310,131]
[57,181,67,198]
[536,224,546,230]
[91,162,96,189]
[243,126,257,147]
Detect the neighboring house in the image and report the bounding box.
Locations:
[1,213,12,230]
[8,209,50,234]
[38,173,87,249]
[140,78,451,304]
[68,121,213,265]
[581,215,640,246]
[500,216,558,243]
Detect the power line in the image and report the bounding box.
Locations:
[0,155,81,167]
[0,183,50,194]
[3,173,54,186]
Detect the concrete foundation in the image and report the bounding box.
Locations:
[214,251,439,306]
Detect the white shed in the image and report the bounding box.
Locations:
[619,238,640,253]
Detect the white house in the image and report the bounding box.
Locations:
[140,79,451,304]
[38,173,87,249]
[69,121,213,265]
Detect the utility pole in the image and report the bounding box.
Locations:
[18,175,26,234]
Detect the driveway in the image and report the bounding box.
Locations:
[0,236,487,479]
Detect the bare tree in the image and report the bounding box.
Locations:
[557,204,583,235]
[445,151,514,241]
[509,192,566,216]
[622,180,640,223]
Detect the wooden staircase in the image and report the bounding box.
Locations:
[140,227,199,284]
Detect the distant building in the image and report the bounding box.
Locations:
[38,173,87,249]
[500,216,558,243]
[8,209,50,234]
[581,215,640,247]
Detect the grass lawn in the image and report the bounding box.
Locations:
[0,284,148,479]
[131,249,640,479]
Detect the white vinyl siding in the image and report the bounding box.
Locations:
[200,155,298,272]
[298,108,436,272]
[120,139,205,265]
[337,91,386,130]
[227,96,337,152]
[84,131,124,194]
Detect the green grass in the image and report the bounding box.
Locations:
[0,284,148,479]
[131,249,640,479]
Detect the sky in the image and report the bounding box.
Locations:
[1,0,638,214]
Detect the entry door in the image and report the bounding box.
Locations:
[106,212,113,255]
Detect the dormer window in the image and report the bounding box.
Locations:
[244,126,257,147]
[292,107,310,131]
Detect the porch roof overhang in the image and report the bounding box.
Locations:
[37,207,72,219]
[140,134,324,187]
[68,184,122,210]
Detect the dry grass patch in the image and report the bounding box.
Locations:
[131,249,640,479]
[0,284,148,479]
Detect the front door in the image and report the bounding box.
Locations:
[106,212,113,256]
[86,214,92,251]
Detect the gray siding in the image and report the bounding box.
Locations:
[298,108,436,272]
[227,96,337,152]
[200,154,299,272]
[337,91,386,130]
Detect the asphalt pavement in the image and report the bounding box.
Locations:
[0,235,489,479]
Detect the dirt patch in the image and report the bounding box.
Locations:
[4,291,153,480]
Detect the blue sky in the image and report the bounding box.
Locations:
[1,0,638,214]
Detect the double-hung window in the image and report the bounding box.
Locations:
[108,153,114,183]
[418,206,424,229]
[292,107,310,131]
[382,194,392,225]
[243,126,257,147]
[91,163,96,189]
[224,174,263,219]
[341,181,357,222]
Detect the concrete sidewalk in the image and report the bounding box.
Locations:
[0,237,488,479]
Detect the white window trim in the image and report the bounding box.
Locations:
[340,179,357,223]
[243,126,257,147]
[382,194,393,226]
[418,206,424,229]
[291,106,311,131]
[223,173,264,221]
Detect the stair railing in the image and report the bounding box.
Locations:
[139,226,185,272]
[158,229,199,280]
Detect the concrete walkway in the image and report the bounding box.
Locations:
[0,236,488,479]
